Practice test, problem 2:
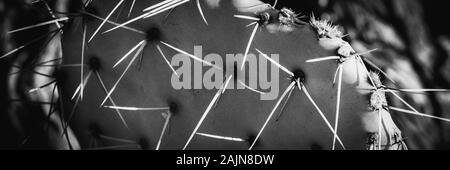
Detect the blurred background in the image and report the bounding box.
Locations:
[1,0,449,149]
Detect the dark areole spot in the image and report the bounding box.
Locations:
[88,55,101,71]
[145,26,163,43]
[291,68,306,83]
[138,137,150,150]
[246,133,261,149]
[167,99,180,115]
[66,0,99,28]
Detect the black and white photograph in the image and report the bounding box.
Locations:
[1,0,450,164]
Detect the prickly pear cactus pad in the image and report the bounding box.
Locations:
[1,0,449,150]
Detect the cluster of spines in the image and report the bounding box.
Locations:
[309,15,344,39]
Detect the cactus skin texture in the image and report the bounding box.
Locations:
[4,0,427,150]
[54,0,405,150]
